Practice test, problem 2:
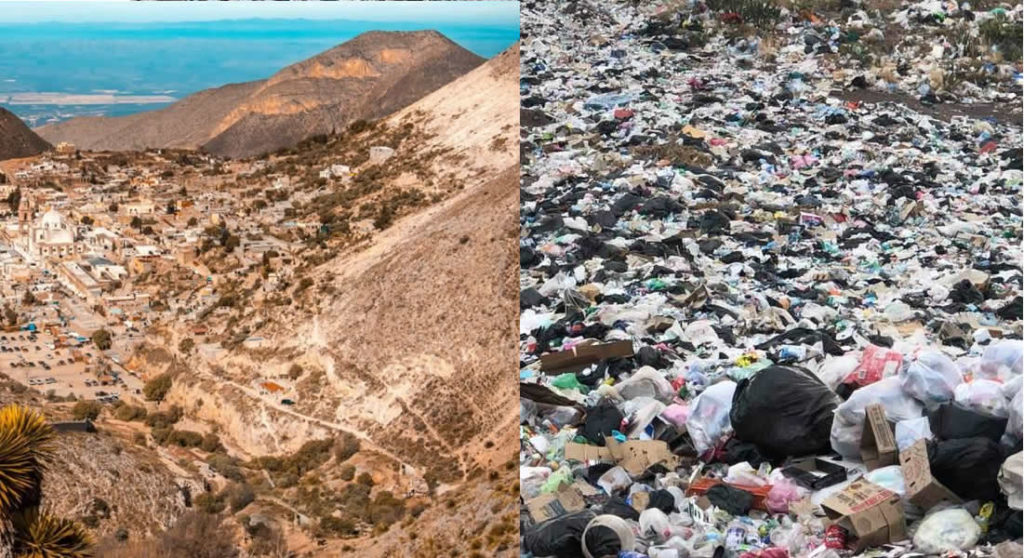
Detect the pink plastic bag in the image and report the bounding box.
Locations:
[765,476,808,513]
[845,345,903,387]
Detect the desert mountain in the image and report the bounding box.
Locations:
[0,106,51,161]
[36,30,484,158]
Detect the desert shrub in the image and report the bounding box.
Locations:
[333,433,361,463]
[339,464,355,481]
[287,363,303,379]
[194,492,225,514]
[368,491,405,527]
[158,512,238,558]
[115,404,147,421]
[200,433,223,453]
[226,483,255,512]
[207,454,245,483]
[356,472,374,487]
[167,429,204,448]
[317,516,357,537]
[145,405,182,428]
[72,400,102,420]
[143,373,173,402]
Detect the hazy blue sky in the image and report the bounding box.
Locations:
[0,1,520,26]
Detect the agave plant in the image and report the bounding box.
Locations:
[0,405,53,514]
[9,510,92,558]
[0,405,92,557]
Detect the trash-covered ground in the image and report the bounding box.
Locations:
[519,0,1023,556]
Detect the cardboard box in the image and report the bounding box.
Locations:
[525,483,586,522]
[540,340,634,373]
[899,439,962,509]
[821,479,906,552]
[861,404,897,470]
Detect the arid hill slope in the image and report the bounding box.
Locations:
[0,107,51,161]
[36,31,484,158]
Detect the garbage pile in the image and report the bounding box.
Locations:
[519,0,1022,556]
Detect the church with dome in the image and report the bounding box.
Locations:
[17,195,85,260]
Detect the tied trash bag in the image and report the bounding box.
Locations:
[523,510,597,558]
[977,341,1024,380]
[1005,387,1023,449]
[929,438,1004,502]
[730,365,840,458]
[900,350,963,409]
[954,379,1010,418]
[912,508,981,554]
[928,402,1008,442]
[685,381,737,455]
[830,377,924,460]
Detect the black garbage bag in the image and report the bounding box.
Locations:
[928,437,1004,502]
[928,403,1008,442]
[583,523,624,558]
[647,489,676,514]
[600,497,640,521]
[730,365,841,458]
[706,484,754,515]
[523,510,596,558]
[582,401,624,446]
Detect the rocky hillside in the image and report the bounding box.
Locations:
[0,106,51,161]
[36,31,484,159]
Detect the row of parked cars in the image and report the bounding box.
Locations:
[26,377,57,386]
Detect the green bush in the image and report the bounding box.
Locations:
[333,433,361,463]
[339,465,355,482]
[200,433,223,453]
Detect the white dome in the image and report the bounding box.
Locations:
[40,209,65,229]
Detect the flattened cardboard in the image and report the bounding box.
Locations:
[540,340,635,373]
[899,439,962,509]
[564,439,678,475]
[861,404,898,470]
[564,441,612,463]
[821,479,907,552]
[606,439,679,475]
[525,483,586,522]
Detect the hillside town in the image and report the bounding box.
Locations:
[0,133,401,407]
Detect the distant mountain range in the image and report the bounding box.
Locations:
[0,106,51,160]
[35,30,485,159]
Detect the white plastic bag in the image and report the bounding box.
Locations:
[1003,386,1023,446]
[977,340,1024,380]
[900,350,963,409]
[685,381,737,455]
[912,508,981,554]
[954,379,1010,418]
[894,417,933,451]
[616,366,676,402]
[831,377,924,460]
[864,465,906,496]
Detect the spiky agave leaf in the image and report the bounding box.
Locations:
[10,508,92,558]
[0,405,55,514]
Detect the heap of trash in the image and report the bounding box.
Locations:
[519,0,1022,556]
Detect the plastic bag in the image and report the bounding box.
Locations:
[685,381,737,455]
[1005,387,1023,447]
[765,472,809,513]
[999,451,1023,511]
[523,510,596,558]
[598,466,632,495]
[730,366,840,458]
[929,437,1004,502]
[954,379,1010,418]
[831,377,924,460]
[845,345,902,387]
[864,465,905,496]
[616,366,676,402]
[912,508,981,554]
[900,350,963,409]
[977,340,1024,380]
[894,417,933,451]
[815,353,860,390]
